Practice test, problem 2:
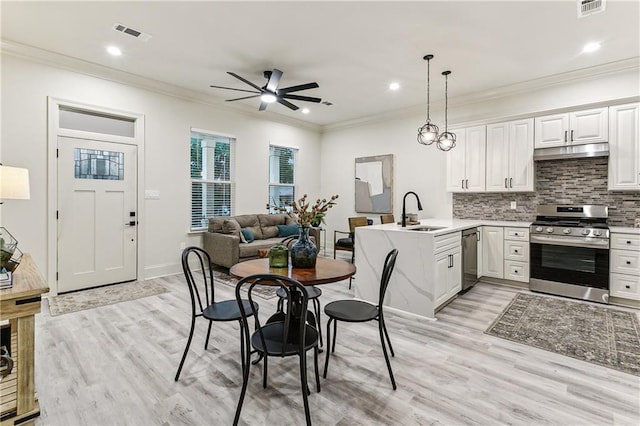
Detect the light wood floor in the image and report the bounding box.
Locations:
[34,273,639,425]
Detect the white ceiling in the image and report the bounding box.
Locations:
[2,1,639,127]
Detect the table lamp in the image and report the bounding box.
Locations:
[0,165,31,286]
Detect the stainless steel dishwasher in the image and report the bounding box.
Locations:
[461,228,479,291]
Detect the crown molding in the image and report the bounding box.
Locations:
[324,57,640,133]
[0,39,322,133]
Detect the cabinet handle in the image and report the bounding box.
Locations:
[462,179,464,190]
[509,178,513,188]
[570,130,574,141]
[626,261,632,265]
[627,241,632,244]
[514,249,519,253]
[564,130,568,142]
[626,285,631,289]
[505,178,508,189]
[465,179,469,189]
[515,270,518,274]
[514,232,519,236]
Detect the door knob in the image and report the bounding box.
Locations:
[126,221,136,226]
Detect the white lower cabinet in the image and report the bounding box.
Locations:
[482,226,504,278]
[481,226,529,283]
[434,233,462,308]
[610,231,640,301]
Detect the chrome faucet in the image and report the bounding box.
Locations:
[401,191,423,227]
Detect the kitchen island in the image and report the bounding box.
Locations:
[354,219,529,319]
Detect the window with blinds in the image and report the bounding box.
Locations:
[190,130,235,230]
[268,145,296,213]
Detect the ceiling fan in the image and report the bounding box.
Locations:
[210,69,321,111]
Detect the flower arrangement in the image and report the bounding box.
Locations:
[268,194,339,227]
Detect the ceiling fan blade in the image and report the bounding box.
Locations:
[210,85,260,94]
[277,98,299,111]
[281,94,322,103]
[225,95,261,102]
[265,69,283,92]
[227,72,263,91]
[278,82,319,94]
[259,102,269,111]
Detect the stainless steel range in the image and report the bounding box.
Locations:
[529,205,610,304]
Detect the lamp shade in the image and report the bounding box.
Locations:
[0,166,31,200]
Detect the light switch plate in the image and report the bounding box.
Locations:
[510,201,517,210]
[145,190,160,199]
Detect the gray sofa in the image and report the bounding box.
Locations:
[202,213,319,268]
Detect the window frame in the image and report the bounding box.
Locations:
[268,144,297,213]
[190,128,235,231]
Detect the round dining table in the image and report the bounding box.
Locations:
[229,257,356,285]
[230,257,356,355]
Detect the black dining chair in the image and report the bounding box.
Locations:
[234,274,321,426]
[174,246,258,382]
[322,249,399,390]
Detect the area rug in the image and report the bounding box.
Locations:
[48,280,168,317]
[212,269,278,300]
[486,293,640,376]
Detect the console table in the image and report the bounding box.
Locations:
[0,254,48,425]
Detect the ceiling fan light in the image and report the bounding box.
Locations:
[417,122,439,145]
[436,131,456,152]
[260,93,277,103]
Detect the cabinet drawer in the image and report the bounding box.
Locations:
[504,227,529,241]
[610,273,640,301]
[434,231,461,254]
[611,249,640,275]
[504,260,529,283]
[611,233,640,251]
[504,240,529,261]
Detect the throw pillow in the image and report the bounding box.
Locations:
[277,224,299,237]
[241,228,255,243]
[222,219,241,237]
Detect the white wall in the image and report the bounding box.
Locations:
[0,54,322,281]
[319,65,640,242]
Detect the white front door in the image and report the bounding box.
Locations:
[57,137,137,293]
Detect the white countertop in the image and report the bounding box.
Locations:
[610,226,640,235]
[364,218,531,236]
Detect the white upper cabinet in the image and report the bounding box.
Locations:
[534,107,608,148]
[486,118,534,192]
[446,125,486,192]
[608,102,640,191]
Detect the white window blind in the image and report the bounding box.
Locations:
[268,145,296,213]
[190,130,235,230]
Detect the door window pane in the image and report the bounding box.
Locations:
[74,148,124,180]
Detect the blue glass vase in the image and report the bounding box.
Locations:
[290,226,318,268]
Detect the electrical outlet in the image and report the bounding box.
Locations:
[510,201,517,210]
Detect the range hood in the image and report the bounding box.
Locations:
[533,142,609,161]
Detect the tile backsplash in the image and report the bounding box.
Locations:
[452,157,640,226]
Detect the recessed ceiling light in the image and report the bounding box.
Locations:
[389,82,400,91]
[107,46,122,56]
[582,42,601,53]
[301,108,310,114]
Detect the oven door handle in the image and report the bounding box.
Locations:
[530,234,610,249]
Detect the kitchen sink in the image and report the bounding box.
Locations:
[406,226,445,232]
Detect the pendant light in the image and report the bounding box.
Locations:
[417,54,439,145]
[436,70,456,152]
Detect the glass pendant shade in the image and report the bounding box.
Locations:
[437,70,456,152]
[417,122,439,145]
[436,131,456,151]
[418,54,440,146]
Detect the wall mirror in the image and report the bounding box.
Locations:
[355,154,393,213]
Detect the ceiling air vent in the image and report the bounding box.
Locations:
[578,0,606,18]
[113,23,152,41]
